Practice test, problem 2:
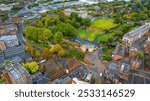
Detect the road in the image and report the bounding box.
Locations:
[17,23,43,53]
[84,48,106,83]
[17,25,27,46]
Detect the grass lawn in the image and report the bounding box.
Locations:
[78,29,87,39]
[78,27,103,42]
[27,39,50,49]
[98,33,115,43]
[92,18,118,30]
[88,32,100,42]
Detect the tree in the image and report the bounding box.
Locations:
[120,24,131,34]
[24,62,39,74]
[34,19,44,28]
[55,22,76,37]
[40,29,52,42]
[41,48,50,60]
[24,20,31,25]
[53,32,63,44]
[50,44,63,54]
[24,26,36,38]
[101,54,112,61]
[45,16,52,28]
[68,48,84,59]
[25,45,35,56]
[24,26,52,42]
[58,49,66,57]
[70,12,78,20]
[135,51,144,59]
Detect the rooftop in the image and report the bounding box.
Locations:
[124,23,150,38]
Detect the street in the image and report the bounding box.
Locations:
[84,47,106,83]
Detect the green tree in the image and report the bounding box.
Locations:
[45,16,52,28]
[40,29,52,42]
[53,32,63,44]
[34,19,44,28]
[135,51,144,59]
[55,22,76,37]
[24,20,31,25]
[24,62,39,74]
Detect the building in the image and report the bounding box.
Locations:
[68,38,97,52]
[51,76,72,84]
[0,41,6,51]
[0,51,4,66]
[79,0,99,4]
[130,57,142,69]
[113,44,127,60]
[123,23,150,44]
[144,37,150,54]
[72,78,89,84]
[4,45,25,59]
[0,35,19,47]
[4,63,32,84]
[0,25,7,35]
[63,8,88,19]
[0,4,13,11]
[12,17,24,23]
[16,7,37,18]
[4,24,18,32]
[32,72,51,84]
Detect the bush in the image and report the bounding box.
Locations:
[67,48,84,60]
[101,54,112,61]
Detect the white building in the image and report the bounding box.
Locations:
[0,35,19,47]
[0,4,13,11]
[63,8,88,19]
[73,78,89,84]
[79,0,99,4]
[81,44,97,52]
[123,23,150,45]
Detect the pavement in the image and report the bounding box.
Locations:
[84,47,106,83]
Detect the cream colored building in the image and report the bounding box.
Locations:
[123,23,150,45]
[0,4,12,11]
[63,8,88,19]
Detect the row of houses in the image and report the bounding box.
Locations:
[102,23,150,84]
[122,23,150,45]
[0,45,32,66]
[0,23,18,35]
[0,35,19,48]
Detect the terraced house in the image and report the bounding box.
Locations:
[123,23,150,45]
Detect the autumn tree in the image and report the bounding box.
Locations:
[25,45,35,56]
[50,44,63,54]
[41,48,50,60]
[58,49,66,57]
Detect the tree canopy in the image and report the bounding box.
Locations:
[24,62,39,74]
